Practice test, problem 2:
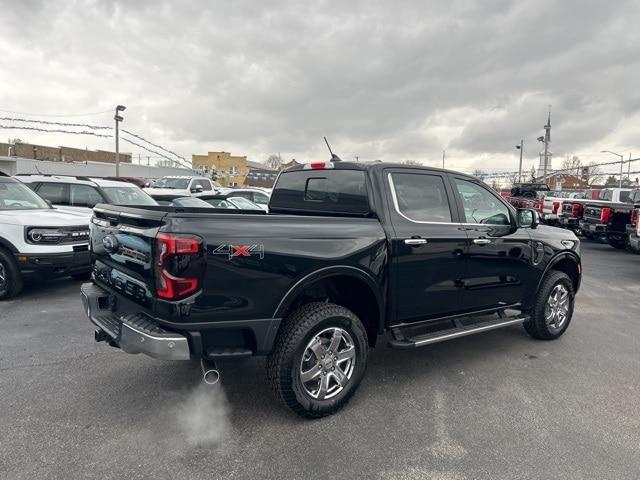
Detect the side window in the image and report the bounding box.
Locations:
[36,182,67,205]
[198,179,212,191]
[253,192,269,206]
[454,179,511,225]
[70,184,104,208]
[389,173,452,223]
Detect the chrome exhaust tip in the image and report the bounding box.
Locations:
[200,359,220,385]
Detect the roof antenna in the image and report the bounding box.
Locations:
[323,137,342,162]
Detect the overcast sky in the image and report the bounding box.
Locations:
[1,0,639,173]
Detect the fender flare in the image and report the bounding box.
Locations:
[273,265,385,331]
[534,250,581,295]
[0,237,19,253]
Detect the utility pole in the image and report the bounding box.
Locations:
[442,150,445,169]
[114,105,126,176]
[516,140,523,183]
[628,153,632,181]
[543,108,551,182]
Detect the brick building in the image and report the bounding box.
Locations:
[0,141,131,164]
[192,151,248,187]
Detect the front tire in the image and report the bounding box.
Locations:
[524,271,574,340]
[267,302,369,418]
[0,248,23,300]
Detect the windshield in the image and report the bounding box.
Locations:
[228,196,263,210]
[154,177,190,189]
[0,181,51,210]
[102,186,158,206]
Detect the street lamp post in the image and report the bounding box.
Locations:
[515,140,523,183]
[114,105,126,176]
[601,150,624,188]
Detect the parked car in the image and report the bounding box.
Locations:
[147,193,263,211]
[224,188,270,211]
[0,176,92,299]
[104,176,150,188]
[15,175,157,214]
[143,176,225,197]
[82,161,581,418]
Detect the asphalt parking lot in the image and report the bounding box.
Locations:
[1,241,639,480]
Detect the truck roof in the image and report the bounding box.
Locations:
[283,160,477,180]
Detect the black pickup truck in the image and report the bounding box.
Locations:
[81,161,581,417]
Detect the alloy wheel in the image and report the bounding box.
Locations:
[545,284,570,331]
[299,327,356,400]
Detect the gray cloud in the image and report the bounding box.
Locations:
[1,0,639,171]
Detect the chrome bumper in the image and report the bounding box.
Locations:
[80,282,190,361]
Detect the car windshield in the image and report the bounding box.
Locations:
[204,198,238,209]
[102,186,157,206]
[228,196,263,210]
[0,181,50,210]
[154,177,190,189]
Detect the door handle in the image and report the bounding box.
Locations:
[473,238,491,245]
[404,238,427,245]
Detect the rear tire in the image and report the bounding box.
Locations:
[266,302,369,418]
[607,236,626,249]
[524,271,574,340]
[0,248,23,300]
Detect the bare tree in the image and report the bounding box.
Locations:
[265,154,282,170]
[586,162,605,186]
[561,155,581,174]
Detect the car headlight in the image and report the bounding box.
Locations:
[561,239,577,250]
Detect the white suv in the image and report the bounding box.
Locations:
[16,175,157,215]
[144,176,225,197]
[0,176,92,300]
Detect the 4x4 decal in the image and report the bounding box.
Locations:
[210,243,265,260]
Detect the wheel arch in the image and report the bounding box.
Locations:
[0,237,19,253]
[537,251,581,296]
[273,266,384,347]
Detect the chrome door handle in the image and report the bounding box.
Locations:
[473,238,491,245]
[404,238,427,245]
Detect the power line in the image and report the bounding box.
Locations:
[121,129,188,162]
[0,124,113,138]
[0,116,111,130]
[0,108,112,117]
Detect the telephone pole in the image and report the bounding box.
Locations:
[442,150,445,168]
[543,108,551,181]
[114,105,126,176]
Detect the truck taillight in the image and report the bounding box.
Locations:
[600,207,612,224]
[155,233,203,300]
[571,203,582,218]
[304,162,335,170]
[536,200,543,212]
[631,209,639,227]
[552,201,561,214]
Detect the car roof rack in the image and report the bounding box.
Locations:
[14,173,94,181]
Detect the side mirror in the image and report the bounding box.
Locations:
[517,208,539,229]
[191,185,204,193]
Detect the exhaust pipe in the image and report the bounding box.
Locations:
[200,358,220,385]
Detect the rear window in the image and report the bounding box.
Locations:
[270,170,369,215]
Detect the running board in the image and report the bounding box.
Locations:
[389,316,527,349]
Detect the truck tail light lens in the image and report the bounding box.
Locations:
[600,207,612,224]
[552,201,561,214]
[304,162,335,170]
[571,203,582,218]
[154,233,203,300]
[631,209,639,227]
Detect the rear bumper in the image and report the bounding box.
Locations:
[559,217,578,228]
[80,282,282,360]
[579,220,606,234]
[17,250,91,278]
[81,282,190,360]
